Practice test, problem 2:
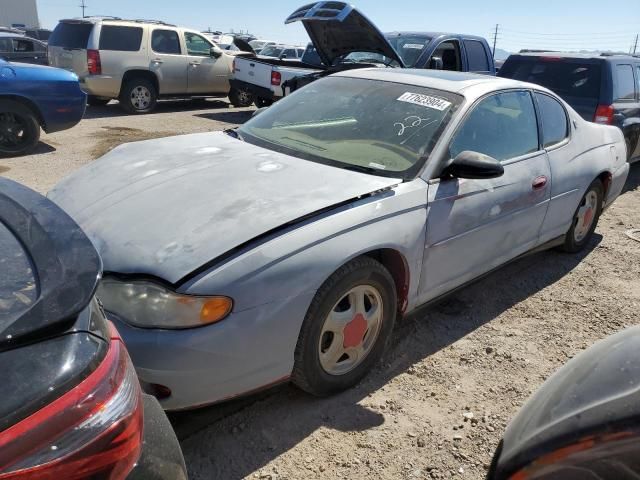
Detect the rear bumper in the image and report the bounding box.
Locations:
[80,74,122,98]
[229,79,275,101]
[39,93,87,133]
[127,394,187,480]
[604,161,630,210]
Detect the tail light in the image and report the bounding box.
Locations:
[0,324,143,480]
[87,49,102,75]
[594,104,614,125]
[271,71,282,86]
[232,57,237,73]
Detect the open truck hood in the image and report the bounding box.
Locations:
[0,178,101,347]
[49,132,400,286]
[285,2,405,67]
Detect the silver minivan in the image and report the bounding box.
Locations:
[48,18,254,113]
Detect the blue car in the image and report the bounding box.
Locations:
[0,59,86,156]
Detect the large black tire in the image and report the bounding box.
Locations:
[0,99,41,157]
[254,97,273,108]
[87,95,110,107]
[560,179,604,253]
[119,78,158,114]
[292,256,397,396]
[228,87,254,108]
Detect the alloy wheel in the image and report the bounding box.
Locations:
[574,190,598,243]
[318,285,384,376]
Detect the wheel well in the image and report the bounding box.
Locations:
[0,95,44,127]
[362,249,410,314]
[120,70,159,97]
[597,171,613,199]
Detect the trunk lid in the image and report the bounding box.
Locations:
[0,178,102,347]
[49,131,400,285]
[285,2,405,67]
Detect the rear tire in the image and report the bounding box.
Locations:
[228,87,254,108]
[560,179,604,253]
[292,256,397,396]
[119,78,158,114]
[0,99,41,157]
[87,95,110,107]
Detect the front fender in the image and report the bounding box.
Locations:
[182,180,428,314]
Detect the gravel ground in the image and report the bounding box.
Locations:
[3,100,639,480]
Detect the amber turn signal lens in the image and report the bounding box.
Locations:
[200,297,233,325]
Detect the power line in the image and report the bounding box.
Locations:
[500,27,639,37]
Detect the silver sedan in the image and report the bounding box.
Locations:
[50,69,629,410]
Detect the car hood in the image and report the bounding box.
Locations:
[285,2,405,67]
[49,132,400,285]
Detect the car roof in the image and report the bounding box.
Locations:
[385,31,487,42]
[334,68,538,96]
[0,32,21,38]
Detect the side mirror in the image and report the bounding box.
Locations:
[443,151,504,179]
[429,56,444,70]
[210,46,223,58]
[252,107,269,118]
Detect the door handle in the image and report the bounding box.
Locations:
[532,176,548,190]
[153,58,164,64]
[189,61,200,66]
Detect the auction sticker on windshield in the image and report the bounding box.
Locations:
[397,92,452,111]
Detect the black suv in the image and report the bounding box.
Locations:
[499,53,640,162]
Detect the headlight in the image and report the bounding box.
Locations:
[97,278,233,329]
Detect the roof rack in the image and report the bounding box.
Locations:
[83,15,122,20]
[129,19,176,27]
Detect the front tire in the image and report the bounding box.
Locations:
[560,179,604,253]
[119,78,157,114]
[0,99,41,157]
[228,87,254,107]
[292,256,397,396]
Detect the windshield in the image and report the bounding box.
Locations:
[261,46,284,57]
[385,34,432,67]
[238,77,462,179]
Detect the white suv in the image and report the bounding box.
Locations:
[48,17,254,113]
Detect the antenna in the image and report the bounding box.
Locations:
[492,24,500,58]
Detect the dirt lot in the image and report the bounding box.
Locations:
[3,99,639,480]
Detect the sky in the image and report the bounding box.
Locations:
[37,0,640,54]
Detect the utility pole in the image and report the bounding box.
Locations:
[492,24,500,58]
[80,0,87,18]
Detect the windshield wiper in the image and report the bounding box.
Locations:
[224,128,243,141]
[340,164,382,175]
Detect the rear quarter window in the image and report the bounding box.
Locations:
[99,25,143,52]
[49,22,93,49]
[535,93,569,147]
[614,64,636,101]
[464,40,490,71]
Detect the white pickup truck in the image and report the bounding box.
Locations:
[230,45,322,107]
[230,2,496,108]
